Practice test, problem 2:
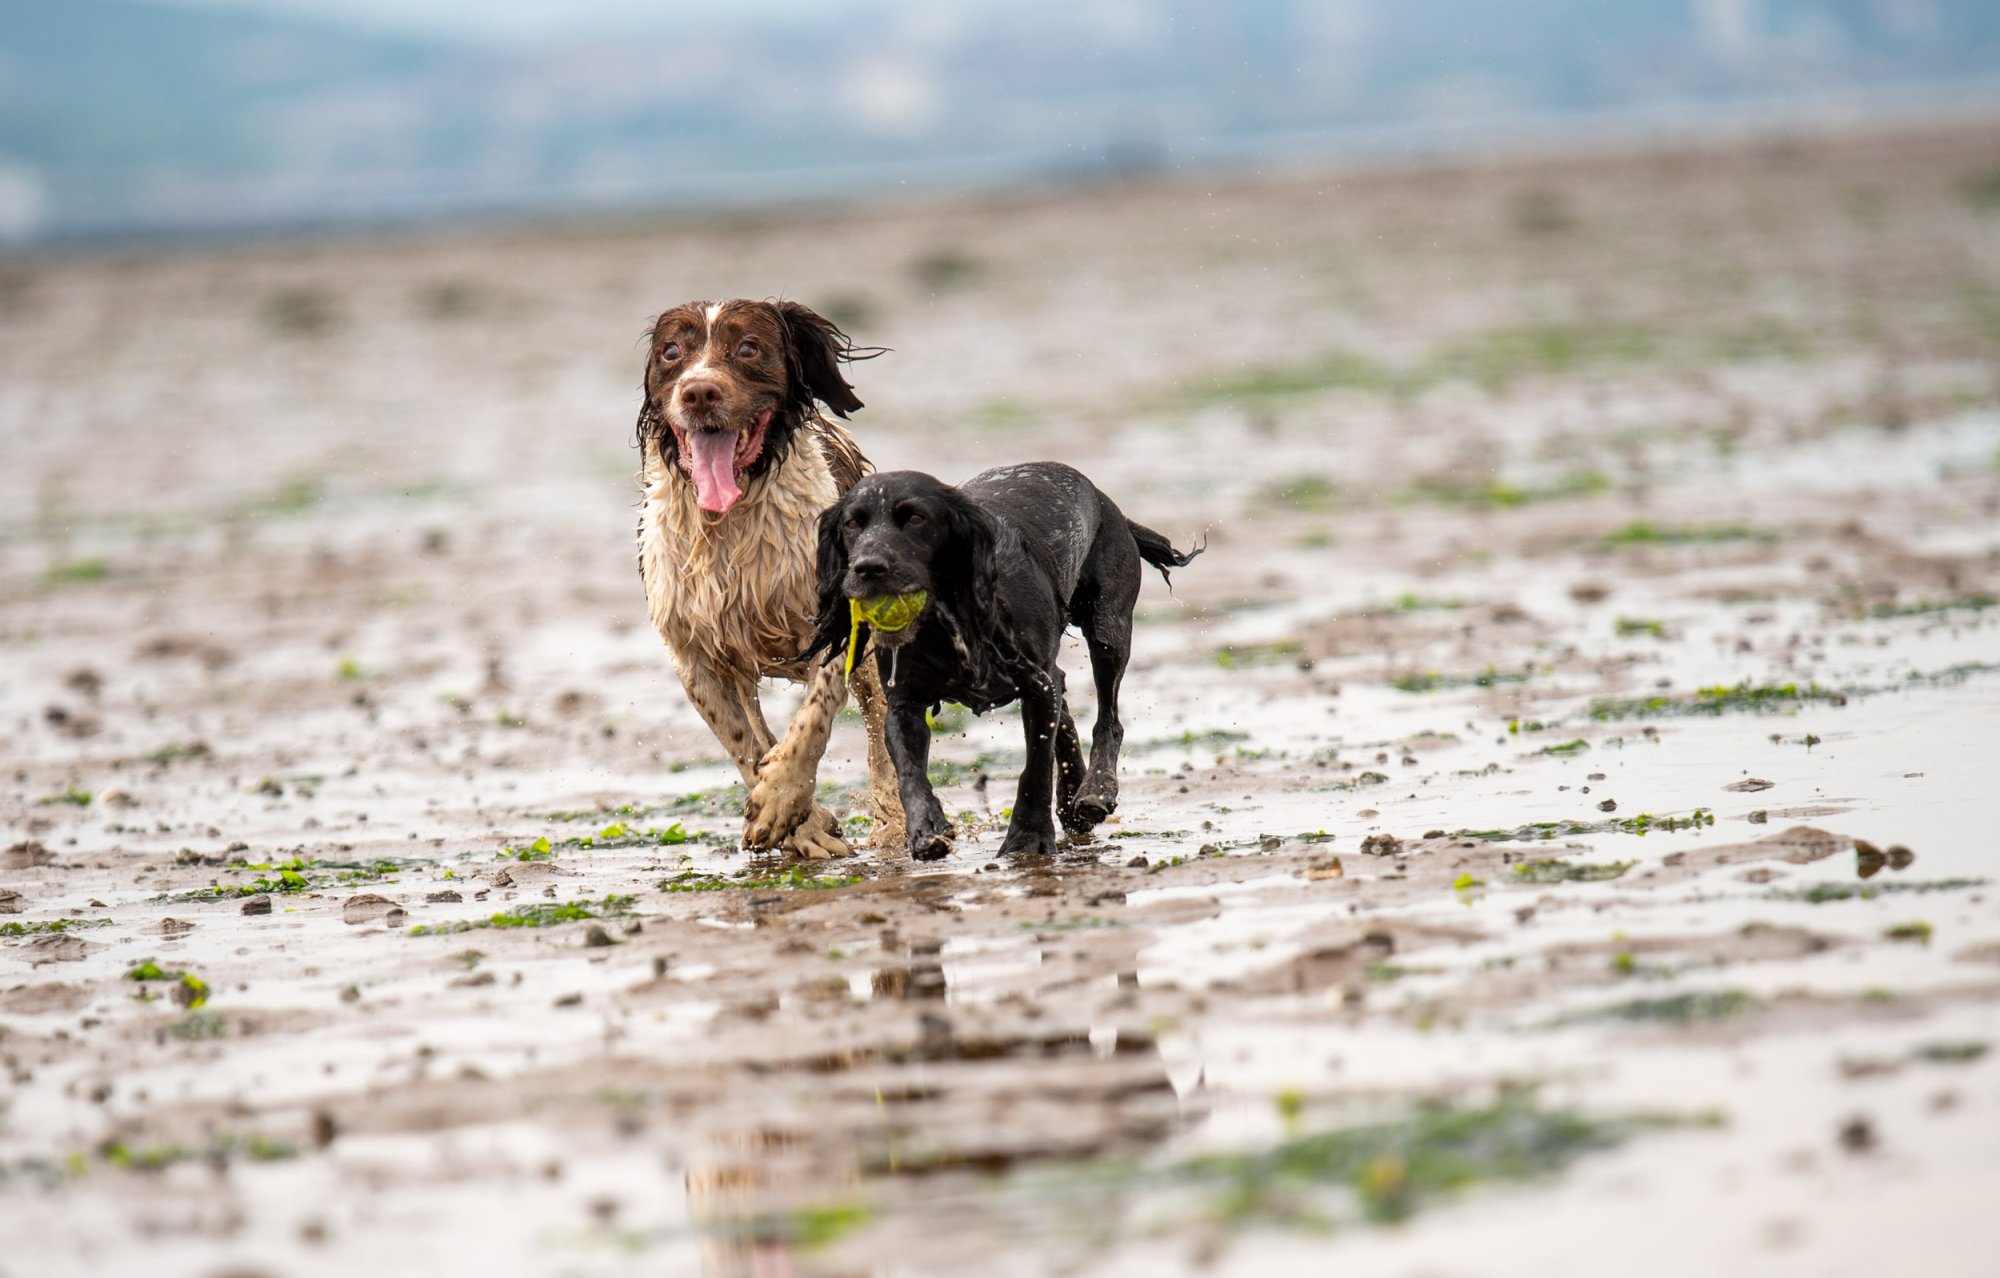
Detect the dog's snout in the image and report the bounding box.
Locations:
[849,555,889,583]
[679,378,723,409]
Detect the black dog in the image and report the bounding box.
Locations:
[805,463,1200,859]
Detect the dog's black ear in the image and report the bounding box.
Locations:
[938,486,1010,669]
[777,301,880,420]
[801,500,853,665]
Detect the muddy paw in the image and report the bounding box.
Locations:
[1074,774,1118,826]
[1058,797,1095,836]
[906,813,955,862]
[784,806,851,861]
[743,764,816,850]
[998,825,1058,858]
[870,817,909,853]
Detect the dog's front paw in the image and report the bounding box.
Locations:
[783,805,851,861]
[743,753,816,850]
[1057,793,1094,836]
[998,819,1058,858]
[906,810,955,862]
[1074,773,1119,826]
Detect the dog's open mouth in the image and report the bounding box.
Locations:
[673,409,772,515]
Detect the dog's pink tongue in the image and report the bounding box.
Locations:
[686,429,742,514]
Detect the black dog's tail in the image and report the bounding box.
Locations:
[1129,521,1204,586]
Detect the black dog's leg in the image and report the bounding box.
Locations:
[1055,700,1090,836]
[885,698,953,861]
[1075,599,1135,825]
[999,668,1063,857]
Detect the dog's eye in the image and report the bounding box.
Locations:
[843,516,863,530]
[660,342,681,360]
[735,339,759,359]
[905,512,926,528]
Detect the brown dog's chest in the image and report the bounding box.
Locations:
[638,439,839,680]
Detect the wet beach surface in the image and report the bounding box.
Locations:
[3,117,1999,1275]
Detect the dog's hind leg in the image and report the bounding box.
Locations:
[999,666,1063,857]
[1073,577,1139,828]
[1049,668,1090,835]
[850,657,907,851]
[744,657,852,860]
[1055,703,1091,836]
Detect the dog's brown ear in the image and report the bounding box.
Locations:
[634,395,662,460]
[777,301,882,420]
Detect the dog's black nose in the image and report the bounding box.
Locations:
[850,556,888,582]
[679,379,723,409]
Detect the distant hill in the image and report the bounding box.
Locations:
[2,0,1997,241]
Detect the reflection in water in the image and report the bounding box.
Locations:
[1854,840,1917,880]
[687,1127,871,1278]
[870,939,946,1000]
[682,1010,1193,1275]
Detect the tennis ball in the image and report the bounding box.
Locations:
[851,591,927,633]
[845,591,928,679]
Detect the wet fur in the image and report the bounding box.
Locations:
[635,299,900,857]
[807,463,1200,860]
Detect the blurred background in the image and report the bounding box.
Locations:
[3,0,1998,243]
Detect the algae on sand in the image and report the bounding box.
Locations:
[1181,1092,1655,1228]
[1590,681,1847,720]
[409,895,635,935]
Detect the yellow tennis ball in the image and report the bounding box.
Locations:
[844,591,929,679]
[853,591,928,633]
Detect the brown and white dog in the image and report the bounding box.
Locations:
[634,299,902,857]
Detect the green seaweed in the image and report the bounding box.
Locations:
[498,836,555,861]
[1396,470,1610,510]
[124,963,210,1008]
[1600,521,1777,547]
[1863,594,1998,620]
[564,822,692,849]
[1214,639,1305,669]
[1913,1041,1988,1064]
[1175,350,1397,410]
[660,870,861,893]
[409,895,635,935]
[42,558,110,586]
[142,741,211,766]
[1392,667,1530,694]
[1454,809,1711,842]
[1183,1091,1650,1228]
[1578,990,1757,1024]
[1589,682,1846,721]
[1134,729,1252,753]
[1778,878,1984,904]
[98,1133,297,1173]
[1512,859,1635,884]
[1,918,113,937]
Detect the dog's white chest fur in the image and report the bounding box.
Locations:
[638,438,838,680]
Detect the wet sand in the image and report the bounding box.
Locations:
[3,115,1999,1275]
